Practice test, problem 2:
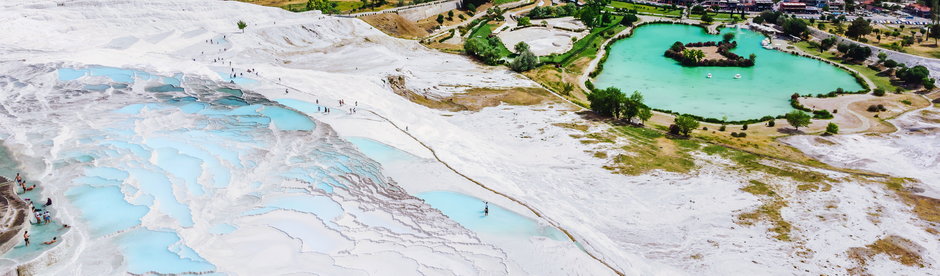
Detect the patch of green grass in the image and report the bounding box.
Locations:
[610,1,681,17]
[701,145,727,155]
[702,141,833,183]
[334,1,363,12]
[594,126,700,175]
[742,180,776,196]
[541,23,627,66]
[469,23,513,57]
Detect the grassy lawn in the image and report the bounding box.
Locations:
[469,22,513,57]
[688,12,741,21]
[610,1,681,17]
[540,22,627,66]
[792,41,901,92]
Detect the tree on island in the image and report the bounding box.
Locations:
[681,48,705,63]
[785,110,811,131]
[237,20,247,33]
[672,115,699,137]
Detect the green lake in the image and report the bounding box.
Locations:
[593,24,863,121]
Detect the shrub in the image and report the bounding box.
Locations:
[873,88,885,96]
[785,110,811,130]
[826,122,839,134]
[742,124,748,130]
[767,120,776,127]
[812,109,833,119]
[674,115,699,137]
[719,125,726,131]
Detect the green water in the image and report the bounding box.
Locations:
[594,24,863,121]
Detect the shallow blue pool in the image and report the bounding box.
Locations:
[417,191,567,240]
[345,137,418,164]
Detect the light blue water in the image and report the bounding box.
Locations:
[417,191,568,241]
[65,185,149,236]
[260,106,316,131]
[275,98,324,114]
[594,24,863,120]
[118,229,215,274]
[345,137,419,164]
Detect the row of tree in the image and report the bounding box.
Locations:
[753,11,808,37]
[464,36,505,65]
[587,87,653,125]
[527,4,578,19]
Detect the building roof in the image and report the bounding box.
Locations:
[907,3,931,12]
[782,2,806,6]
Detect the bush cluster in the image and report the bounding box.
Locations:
[664,41,755,67]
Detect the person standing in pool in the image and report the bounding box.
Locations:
[23,231,29,246]
[484,202,489,216]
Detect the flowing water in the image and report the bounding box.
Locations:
[594,24,863,121]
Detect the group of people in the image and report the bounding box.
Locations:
[14,173,68,248]
[22,231,57,247]
[15,173,35,193]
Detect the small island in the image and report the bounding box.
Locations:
[664,41,755,67]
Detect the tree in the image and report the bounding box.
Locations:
[674,115,699,137]
[826,122,839,134]
[723,32,735,42]
[785,110,811,130]
[682,49,705,62]
[877,52,887,63]
[237,20,247,33]
[587,87,627,118]
[820,36,838,50]
[510,43,538,72]
[464,37,504,65]
[519,16,531,26]
[637,107,652,125]
[437,14,445,25]
[701,13,714,23]
[781,18,808,37]
[896,65,930,84]
[931,24,940,44]
[845,17,872,39]
[448,10,454,19]
[466,3,476,11]
[621,91,645,122]
[884,59,899,68]
[514,41,529,53]
[621,14,639,26]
